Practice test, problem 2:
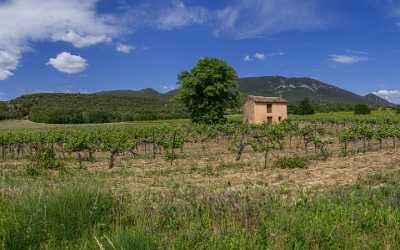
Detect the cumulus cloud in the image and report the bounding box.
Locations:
[329,54,369,64]
[47,52,88,74]
[0,50,19,80]
[116,43,135,54]
[214,0,325,39]
[373,89,400,98]
[0,0,120,80]
[373,89,400,104]
[155,0,208,30]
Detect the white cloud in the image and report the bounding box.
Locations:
[116,43,135,54]
[52,31,112,49]
[373,89,400,98]
[160,84,177,93]
[373,89,400,104]
[47,52,88,74]
[155,0,208,30]
[243,55,251,61]
[0,50,19,80]
[254,53,265,60]
[0,0,120,80]
[244,51,284,62]
[214,0,325,39]
[329,54,369,64]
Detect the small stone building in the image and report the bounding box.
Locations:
[243,96,288,124]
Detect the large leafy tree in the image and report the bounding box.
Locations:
[177,57,240,124]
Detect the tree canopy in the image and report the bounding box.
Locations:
[354,104,371,115]
[294,98,315,115]
[177,57,240,124]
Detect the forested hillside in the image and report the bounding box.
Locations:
[0,76,395,124]
[6,90,186,123]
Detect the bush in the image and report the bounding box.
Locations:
[29,145,62,171]
[354,104,371,115]
[273,155,308,169]
[294,98,315,115]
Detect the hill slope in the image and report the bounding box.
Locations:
[1,76,394,123]
[363,93,394,107]
[238,76,391,106]
[7,90,186,123]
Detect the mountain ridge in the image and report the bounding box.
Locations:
[0,75,395,122]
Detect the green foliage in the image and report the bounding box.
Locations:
[29,145,62,170]
[354,104,371,115]
[395,106,400,114]
[294,98,315,115]
[274,155,308,169]
[178,57,240,124]
[8,91,187,124]
[4,173,400,249]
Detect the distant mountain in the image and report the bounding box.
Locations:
[94,88,162,97]
[237,76,393,106]
[1,76,394,122]
[363,93,394,107]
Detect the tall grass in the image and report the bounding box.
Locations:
[0,185,121,250]
[2,172,400,249]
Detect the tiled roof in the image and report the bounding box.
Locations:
[247,95,288,103]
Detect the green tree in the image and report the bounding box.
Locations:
[395,106,400,114]
[295,98,315,115]
[177,57,240,124]
[354,104,371,115]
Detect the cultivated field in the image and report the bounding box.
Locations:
[1,110,400,249]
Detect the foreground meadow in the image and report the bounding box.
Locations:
[1,110,400,249]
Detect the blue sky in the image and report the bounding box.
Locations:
[1,0,400,103]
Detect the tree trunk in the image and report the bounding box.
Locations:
[76,152,82,168]
[109,150,117,169]
[235,134,246,161]
[264,150,269,169]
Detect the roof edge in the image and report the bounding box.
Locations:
[247,95,288,103]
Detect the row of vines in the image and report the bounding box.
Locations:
[1,118,400,169]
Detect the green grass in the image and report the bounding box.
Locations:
[0,184,120,250]
[2,109,398,131]
[290,109,400,124]
[2,169,400,249]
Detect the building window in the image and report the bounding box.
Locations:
[267,104,272,113]
[267,117,273,123]
[278,116,282,122]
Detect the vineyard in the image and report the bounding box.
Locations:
[1,111,400,249]
[1,110,400,170]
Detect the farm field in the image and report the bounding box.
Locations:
[1,110,400,249]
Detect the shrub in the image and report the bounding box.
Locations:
[294,98,315,115]
[29,145,62,170]
[354,104,371,115]
[273,155,308,169]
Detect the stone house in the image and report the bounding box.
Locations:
[243,96,288,124]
